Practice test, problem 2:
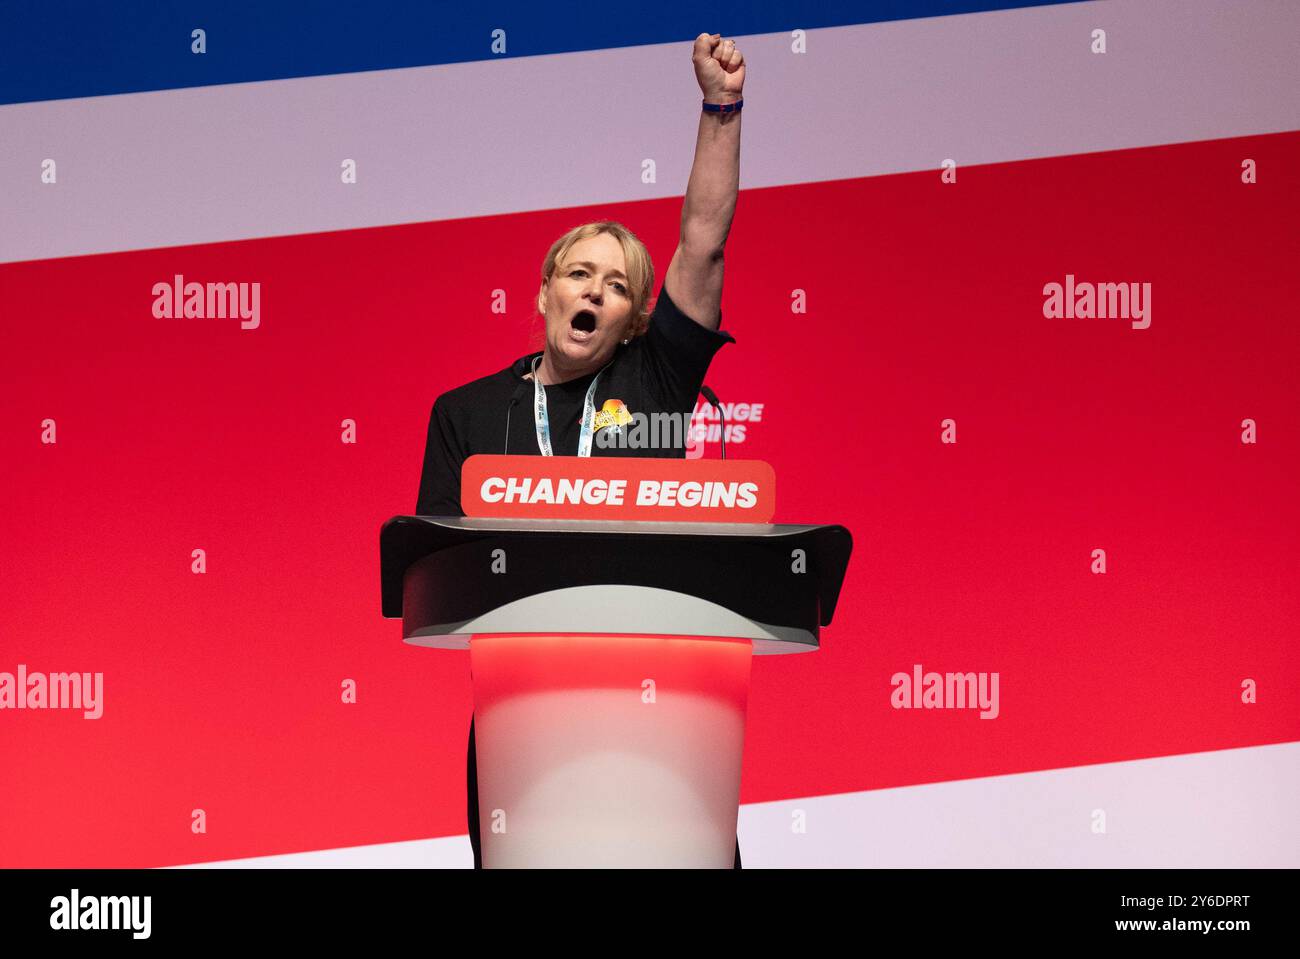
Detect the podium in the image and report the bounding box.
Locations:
[380,515,852,868]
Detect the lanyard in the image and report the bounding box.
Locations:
[531,354,613,457]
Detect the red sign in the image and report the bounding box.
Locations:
[461,455,775,522]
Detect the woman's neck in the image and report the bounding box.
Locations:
[536,351,599,386]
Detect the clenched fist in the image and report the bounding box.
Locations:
[692,33,745,104]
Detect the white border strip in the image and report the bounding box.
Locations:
[174,741,1300,868]
[3,0,1298,265]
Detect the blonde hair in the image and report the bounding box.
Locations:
[536,221,655,342]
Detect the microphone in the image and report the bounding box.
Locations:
[504,382,528,454]
[699,384,728,460]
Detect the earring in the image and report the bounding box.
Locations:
[621,337,630,345]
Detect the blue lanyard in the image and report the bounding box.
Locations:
[531,354,613,457]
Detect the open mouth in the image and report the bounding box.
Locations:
[571,309,597,333]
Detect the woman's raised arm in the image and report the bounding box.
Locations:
[664,32,745,332]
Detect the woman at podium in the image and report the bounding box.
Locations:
[415,33,746,868]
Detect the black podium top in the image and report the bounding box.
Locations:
[380,516,852,652]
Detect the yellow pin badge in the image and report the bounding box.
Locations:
[593,399,634,433]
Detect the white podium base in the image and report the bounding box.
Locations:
[469,634,752,868]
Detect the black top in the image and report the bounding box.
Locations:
[416,284,736,516]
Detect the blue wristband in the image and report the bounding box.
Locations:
[702,98,743,114]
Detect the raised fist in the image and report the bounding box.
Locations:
[692,33,745,103]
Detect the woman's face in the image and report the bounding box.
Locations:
[537,233,638,378]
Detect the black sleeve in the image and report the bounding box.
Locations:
[639,282,736,414]
[415,396,468,517]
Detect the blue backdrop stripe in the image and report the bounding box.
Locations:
[0,0,1082,106]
